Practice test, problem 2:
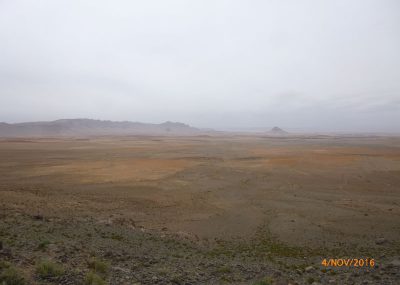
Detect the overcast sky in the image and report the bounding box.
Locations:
[0,0,399,132]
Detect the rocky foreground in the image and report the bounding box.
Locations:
[0,210,399,285]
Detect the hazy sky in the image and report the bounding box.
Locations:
[0,0,399,132]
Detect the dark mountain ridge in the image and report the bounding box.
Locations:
[0,119,205,137]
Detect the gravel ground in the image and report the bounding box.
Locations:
[1,211,399,285]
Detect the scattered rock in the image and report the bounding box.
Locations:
[32,214,44,220]
[272,270,282,277]
[305,266,314,272]
[273,278,288,285]
[388,259,400,268]
[104,250,114,258]
[0,247,12,257]
[375,237,387,245]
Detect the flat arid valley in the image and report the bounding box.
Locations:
[1,1,400,284]
[1,134,399,284]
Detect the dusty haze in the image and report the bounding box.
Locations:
[0,0,399,132]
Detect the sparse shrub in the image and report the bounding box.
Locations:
[170,275,182,284]
[216,266,231,274]
[36,260,64,278]
[0,266,26,285]
[252,277,272,285]
[37,240,50,251]
[0,261,11,270]
[219,275,234,282]
[307,277,315,284]
[110,233,123,241]
[87,258,109,276]
[84,272,106,285]
[156,267,169,276]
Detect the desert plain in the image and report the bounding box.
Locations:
[0,135,399,284]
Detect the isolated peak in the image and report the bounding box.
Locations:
[268,126,288,135]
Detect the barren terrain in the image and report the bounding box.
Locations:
[0,135,399,284]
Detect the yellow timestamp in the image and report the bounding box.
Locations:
[321,258,375,267]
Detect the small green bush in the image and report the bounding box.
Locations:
[216,266,231,274]
[252,277,272,285]
[0,266,26,285]
[0,261,11,270]
[36,260,64,278]
[37,240,50,251]
[110,233,123,241]
[84,272,106,285]
[87,258,109,275]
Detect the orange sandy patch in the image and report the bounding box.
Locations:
[27,158,196,183]
[242,147,365,169]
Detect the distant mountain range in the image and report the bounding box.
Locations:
[0,119,209,137]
